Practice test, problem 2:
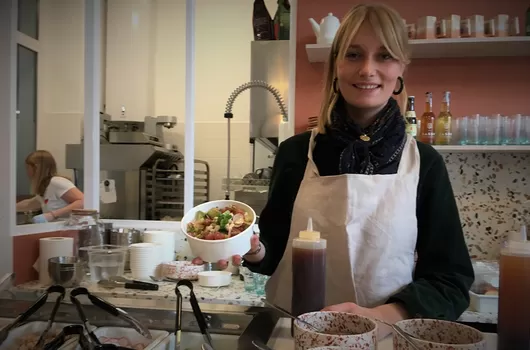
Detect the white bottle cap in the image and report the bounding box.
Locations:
[299,217,321,241]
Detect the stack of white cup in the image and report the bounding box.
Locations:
[143,230,176,263]
[129,243,163,279]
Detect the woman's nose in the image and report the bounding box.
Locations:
[358,58,376,77]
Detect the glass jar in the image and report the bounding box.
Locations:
[64,209,110,269]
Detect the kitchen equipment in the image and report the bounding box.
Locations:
[80,245,128,282]
[39,237,75,285]
[66,209,109,268]
[0,285,65,345]
[110,227,142,270]
[393,319,486,349]
[67,115,211,221]
[309,13,340,45]
[175,280,214,348]
[224,79,287,200]
[70,287,152,342]
[44,324,86,350]
[35,285,66,349]
[293,311,377,350]
[149,275,181,283]
[48,256,84,287]
[180,200,257,262]
[260,298,321,333]
[197,271,232,288]
[253,167,272,180]
[98,276,159,291]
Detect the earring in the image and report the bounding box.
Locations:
[393,76,404,95]
[333,78,339,94]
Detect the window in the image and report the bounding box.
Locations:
[18,0,39,39]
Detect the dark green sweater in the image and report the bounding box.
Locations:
[245,131,474,321]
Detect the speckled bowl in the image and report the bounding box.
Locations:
[293,311,377,350]
[308,347,343,350]
[393,319,486,349]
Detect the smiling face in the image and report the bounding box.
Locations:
[336,22,405,116]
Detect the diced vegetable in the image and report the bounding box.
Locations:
[187,205,252,241]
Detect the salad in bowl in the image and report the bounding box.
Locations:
[181,200,257,262]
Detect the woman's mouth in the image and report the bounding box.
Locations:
[352,84,382,91]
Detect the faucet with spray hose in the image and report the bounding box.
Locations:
[223,80,288,200]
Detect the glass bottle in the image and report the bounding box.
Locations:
[252,0,274,41]
[419,92,436,145]
[525,6,530,36]
[273,0,290,40]
[405,96,417,139]
[435,91,453,145]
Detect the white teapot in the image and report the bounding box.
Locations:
[309,13,340,45]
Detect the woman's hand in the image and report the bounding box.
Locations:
[323,302,408,340]
[32,212,55,224]
[192,234,264,269]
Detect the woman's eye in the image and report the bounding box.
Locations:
[380,53,394,60]
[345,52,360,59]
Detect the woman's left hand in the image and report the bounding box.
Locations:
[322,302,394,339]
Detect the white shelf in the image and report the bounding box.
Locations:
[305,36,530,62]
[434,145,530,153]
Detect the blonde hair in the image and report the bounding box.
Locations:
[25,150,60,196]
[317,3,411,133]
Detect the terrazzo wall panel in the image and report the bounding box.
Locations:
[445,152,529,260]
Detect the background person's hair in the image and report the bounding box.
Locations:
[25,150,60,196]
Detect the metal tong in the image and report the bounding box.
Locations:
[70,287,152,347]
[35,285,66,349]
[0,285,65,346]
[44,325,86,350]
[175,280,214,349]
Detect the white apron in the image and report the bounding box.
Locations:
[266,129,420,311]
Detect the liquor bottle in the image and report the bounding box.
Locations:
[273,0,291,40]
[252,0,274,41]
[419,92,436,145]
[405,96,417,139]
[526,6,530,35]
[435,91,453,145]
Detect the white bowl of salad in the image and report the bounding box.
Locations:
[181,200,257,262]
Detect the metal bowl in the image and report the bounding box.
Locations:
[48,256,83,287]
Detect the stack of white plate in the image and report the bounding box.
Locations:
[129,243,163,280]
[143,230,176,263]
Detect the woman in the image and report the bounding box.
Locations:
[195,3,473,338]
[16,150,84,223]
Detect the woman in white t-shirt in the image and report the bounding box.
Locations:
[16,150,84,223]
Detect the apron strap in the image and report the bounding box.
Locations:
[305,129,320,177]
[397,135,418,176]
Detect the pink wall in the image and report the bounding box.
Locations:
[294,0,530,133]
